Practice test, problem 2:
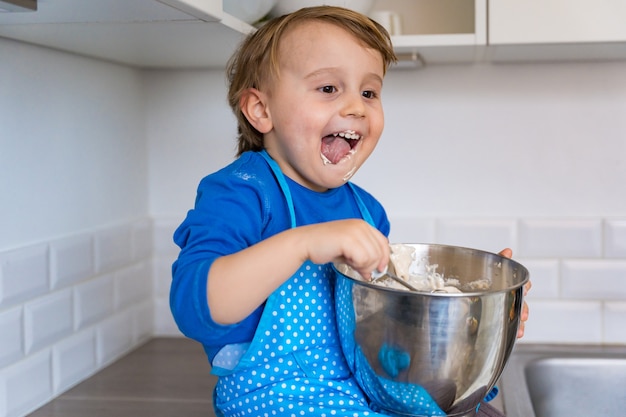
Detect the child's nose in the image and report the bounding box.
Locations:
[341,94,366,118]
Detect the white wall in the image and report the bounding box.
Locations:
[0,38,153,417]
[2,32,626,417]
[367,63,626,218]
[144,62,626,218]
[0,39,149,250]
[145,62,626,346]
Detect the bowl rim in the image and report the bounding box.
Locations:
[332,242,530,297]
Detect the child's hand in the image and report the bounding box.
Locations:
[498,248,531,339]
[304,219,390,280]
[207,219,389,324]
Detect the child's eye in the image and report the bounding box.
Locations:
[362,90,378,99]
[320,85,337,94]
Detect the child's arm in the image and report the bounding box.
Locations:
[208,218,389,325]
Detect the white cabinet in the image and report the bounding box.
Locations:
[370,0,487,65]
[488,0,626,62]
[379,0,626,64]
[2,0,625,68]
[0,0,488,68]
[0,0,254,68]
[490,0,626,44]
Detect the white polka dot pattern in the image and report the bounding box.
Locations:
[214,262,388,416]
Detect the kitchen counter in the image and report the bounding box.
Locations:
[27,338,217,417]
[28,337,506,416]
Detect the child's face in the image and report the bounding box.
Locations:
[262,21,385,191]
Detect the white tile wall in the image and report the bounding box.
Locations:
[421,216,626,345]
[518,218,603,258]
[515,259,560,299]
[132,219,154,261]
[114,261,152,311]
[0,307,22,368]
[133,300,155,342]
[24,289,73,354]
[154,296,179,335]
[606,219,626,258]
[153,218,183,337]
[386,217,435,244]
[604,302,626,344]
[74,273,115,330]
[435,218,516,252]
[94,224,133,274]
[0,219,153,417]
[0,244,49,308]
[52,329,97,394]
[2,215,625,416]
[520,300,604,344]
[562,259,626,300]
[0,350,52,417]
[97,312,134,366]
[49,234,93,290]
[154,215,626,346]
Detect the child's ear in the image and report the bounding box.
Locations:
[240,88,272,134]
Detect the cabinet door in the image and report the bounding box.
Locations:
[490,0,626,44]
[375,0,486,64]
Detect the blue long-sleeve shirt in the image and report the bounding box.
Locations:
[171,151,390,362]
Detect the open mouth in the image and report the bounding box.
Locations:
[321,130,362,165]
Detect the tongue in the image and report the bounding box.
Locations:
[322,136,351,164]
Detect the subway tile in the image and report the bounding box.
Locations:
[50,233,94,290]
[605,219,626,258]
[52,329,97,394]
[518,300,602,344]
[132,300,155,344]
[115,261,152,311]
[387,217,435,244]
[132,218,154,262]
[155,256,175,297]
[0,244,49,309]
[0,306,23,368]
[0,349,53,417]
[74,274,114,330]
[561,259,626,300]
[94,224,133,274]
[518,218,602,258]
[97,312,134,366]
[24,289,73,354]
[516,259,560,299]
[153,296,181,336]
[436,218,516,253]
[153,218,182,257]
[604,302,626,344]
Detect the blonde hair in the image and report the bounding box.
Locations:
[226,6,397,156]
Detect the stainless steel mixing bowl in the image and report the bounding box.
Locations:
[333,243,529,417]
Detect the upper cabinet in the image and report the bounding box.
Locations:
[0,0,254,68]
[0,0,486,68]
[370,0,486,66]
[1,0,625,68]
[488,0,626,62]
[373,0,626,65]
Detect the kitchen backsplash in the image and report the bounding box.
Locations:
[153,215,626,345]
[2,215,625,416]
[0,219,153,417]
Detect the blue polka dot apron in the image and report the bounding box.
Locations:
[210,151,445,417]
